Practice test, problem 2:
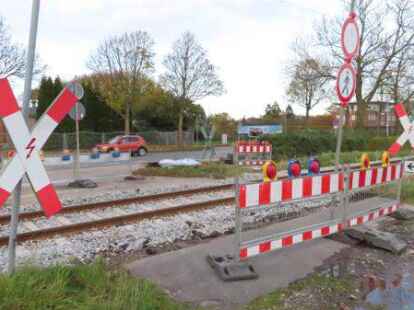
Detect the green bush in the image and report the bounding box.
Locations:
[262,130,404,160]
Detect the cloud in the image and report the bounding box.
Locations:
[2,0,342,118]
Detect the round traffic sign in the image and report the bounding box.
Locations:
[341,13,360,60]
[336,62,356,107]
[66,82,84,100]
[69,102,86,121]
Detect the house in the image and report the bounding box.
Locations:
[329,101,399,134]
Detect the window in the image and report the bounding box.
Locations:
[368,112,377,121]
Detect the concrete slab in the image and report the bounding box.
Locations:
[127,227,347,309]
[126,197,397,309]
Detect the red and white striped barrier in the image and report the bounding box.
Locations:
[348,164,402,190]
[235,141,272,166]
[238,160,266,166]
[239,203,399,259]
[0,79,80,217]
[389,103,414,155]
[236,143,272,154]
[239,163,402,209]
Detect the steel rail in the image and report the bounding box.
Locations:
[0,197,235,246]
[0,184,234,225]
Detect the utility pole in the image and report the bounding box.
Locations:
[8,0,41,274]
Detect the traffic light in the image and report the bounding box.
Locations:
[288,159,301,178]
[262,160,277,182]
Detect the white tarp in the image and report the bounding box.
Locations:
[158,158,201,167]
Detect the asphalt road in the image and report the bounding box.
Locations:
[26,146,233,184]
[12,146,232,207]
[47,146,233,170]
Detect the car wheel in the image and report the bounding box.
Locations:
[138,147,147,156]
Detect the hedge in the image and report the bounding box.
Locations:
[261,129,403,160]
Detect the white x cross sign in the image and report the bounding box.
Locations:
[0,78,82,217]
[388,102,414,156]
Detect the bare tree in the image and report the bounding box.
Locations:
[87,30,155,134]
[286,58,331,120]
[160,31,224,145]
[0,16,26,79]
[313,0,414,127]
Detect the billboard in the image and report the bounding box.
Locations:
[238,124,282,137]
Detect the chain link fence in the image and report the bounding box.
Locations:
[0,130,195,152]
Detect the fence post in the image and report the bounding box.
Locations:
[343,165,351,225]
[234,176,241,262]
[62,132,68,150]
[397,159,404,203]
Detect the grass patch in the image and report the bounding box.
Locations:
[135,162,248,179]
[245,273,359,310]
[0,260,189,310]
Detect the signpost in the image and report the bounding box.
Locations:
[336,63,356,106]
[201,124,216,161]
[0,78,82,272]
[341,12,360,61]
[7,0,40,274]
[69,101,86,180]
[335,0,359,170]
[404,161,414,174]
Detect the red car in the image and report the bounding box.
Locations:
[96,135,148,156]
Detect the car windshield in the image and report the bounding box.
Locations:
[108,136,120,144]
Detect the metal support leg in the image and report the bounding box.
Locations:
[234,176,241,262]
[397,160,404,203]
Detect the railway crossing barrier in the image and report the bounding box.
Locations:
[209,157,408,281]
[234,141,272,166]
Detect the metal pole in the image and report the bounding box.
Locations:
[74,103,80,180]
[8,0,41,274]
[397,160,404,203]
[336,0,356,170]
[234,176,241,262]
[335,108,345,170]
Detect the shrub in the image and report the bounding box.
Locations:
[262,129,403,160]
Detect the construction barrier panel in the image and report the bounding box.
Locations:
[234,158,405,261]
[234,141,272,166]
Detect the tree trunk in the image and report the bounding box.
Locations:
[177,112,183,146]
[305,107,310,124]
[125,102,130,135]
[356,102,367,129]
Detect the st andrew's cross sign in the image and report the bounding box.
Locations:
[388,102,414,156]
[0,78,83,217]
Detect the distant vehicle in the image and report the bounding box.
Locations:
[96,135,148,156]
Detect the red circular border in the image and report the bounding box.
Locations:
[336,62,356,106]
[341,14,360,61]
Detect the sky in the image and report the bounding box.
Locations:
[2,0,345,119]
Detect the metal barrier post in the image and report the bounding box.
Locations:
[397,159,404,203]
[342,165,350,224]
[234,176,241,262]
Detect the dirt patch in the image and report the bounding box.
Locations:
[246,216,414,309]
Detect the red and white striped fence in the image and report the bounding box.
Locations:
[234,141,272,166]
[235,159,405,261]
[238,163,402,209]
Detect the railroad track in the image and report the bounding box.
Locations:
[0,184,235,246]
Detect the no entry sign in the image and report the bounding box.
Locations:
[0,78,82,217]
[336,62,356,106]
[341,13,360,60]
